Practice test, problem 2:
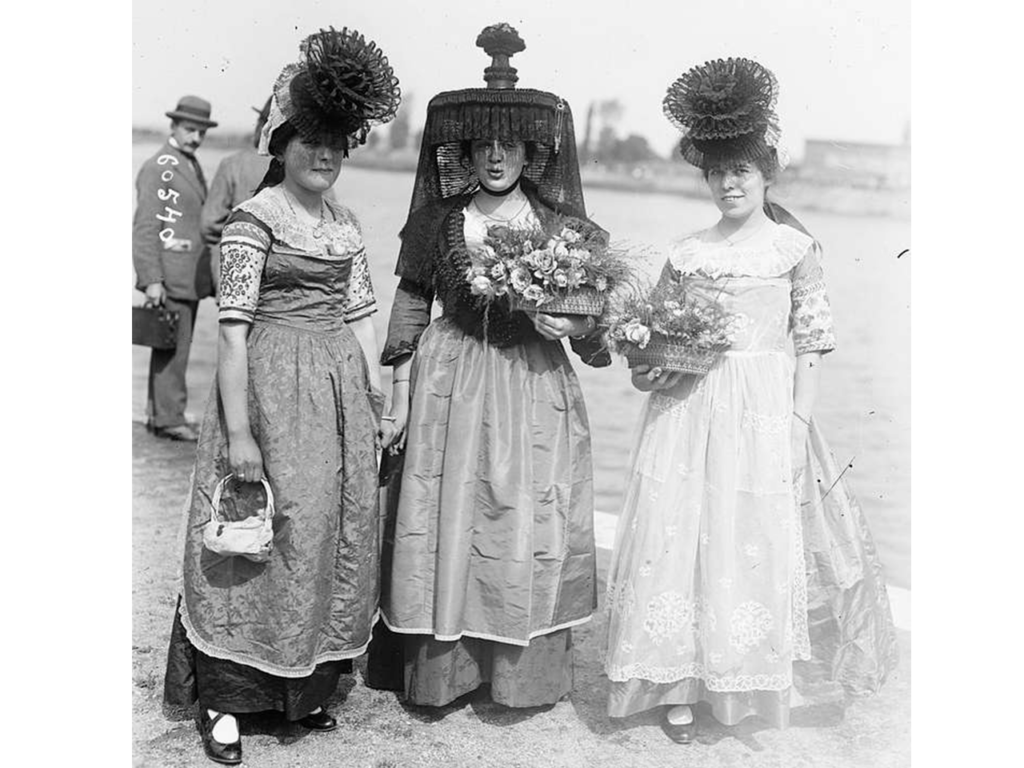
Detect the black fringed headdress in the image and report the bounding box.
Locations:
[663,57,783,169]
[406,23,587,218]
[259,27,401,157]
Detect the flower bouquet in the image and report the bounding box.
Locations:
[464,218,630,316]
[606,274,739,376]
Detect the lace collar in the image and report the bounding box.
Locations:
[669,221,812,279]
[236,186,363,257]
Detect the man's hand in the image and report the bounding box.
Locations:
[145,282,167,307]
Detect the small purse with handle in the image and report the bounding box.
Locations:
[202,475,276,563]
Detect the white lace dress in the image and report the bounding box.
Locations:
[604,221,838,727]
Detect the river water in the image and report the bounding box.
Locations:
[132,144,911,588]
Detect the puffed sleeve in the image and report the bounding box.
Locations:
[327,205,378,323]
[218,212,271,323]
[789,241,836,355]
[381,278,434,365]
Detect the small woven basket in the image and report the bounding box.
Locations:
[510,288,605,316]
[621,336,722,376]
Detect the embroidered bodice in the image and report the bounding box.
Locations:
[217,186,376,332]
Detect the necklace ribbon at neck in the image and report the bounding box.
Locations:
[477,173,522,198]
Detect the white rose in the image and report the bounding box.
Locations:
[522,284,545,303]
[623,320,651,349]
[470,275,494,297]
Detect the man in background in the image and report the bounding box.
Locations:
[201,96,273,291]
[133,95,218,442]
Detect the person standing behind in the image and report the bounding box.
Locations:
[133,95,218,441]
[201,97,272,295]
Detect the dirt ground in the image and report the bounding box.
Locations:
[132,423,910,768]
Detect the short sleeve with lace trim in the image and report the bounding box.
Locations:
[790,240,836,355]
[218,214,271,323]
[344,246,377,322]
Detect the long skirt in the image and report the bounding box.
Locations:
[163,320,383,718]
[375,319,598,706]
[606,416,898,726]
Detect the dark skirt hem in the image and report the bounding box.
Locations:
[164,600,351,721]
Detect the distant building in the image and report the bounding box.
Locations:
[798,133,910,190]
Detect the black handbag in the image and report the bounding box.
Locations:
[132,304,180,350]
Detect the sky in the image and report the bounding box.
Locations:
[133,0,909,161]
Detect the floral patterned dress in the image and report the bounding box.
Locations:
[604,221,897,727]
[163,186,384,720]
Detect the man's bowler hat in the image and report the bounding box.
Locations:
[165,95,218,128]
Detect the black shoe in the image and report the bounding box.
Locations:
[661,710,697,744]
[198,710,242,765]
[299,708,338,731]
[151,423,200,442]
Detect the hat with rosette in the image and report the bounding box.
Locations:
[663,57,786,169]
[258,27,401,157]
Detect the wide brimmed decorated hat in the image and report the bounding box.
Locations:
[663,57,785,169]
[408,23,585,218]
[259,27,401,156]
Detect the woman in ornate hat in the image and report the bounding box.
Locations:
[369,24,608,709]
[162,28,400,765]
[603,58,898,742]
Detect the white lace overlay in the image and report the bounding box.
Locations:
[729,601,774,653]
[643,592,695,645]
[669,222,813,279]
[607,661,792,691]
[604,222,817,699]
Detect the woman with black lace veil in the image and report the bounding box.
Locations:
[162,28,400,765]
[603,58,898,743]
[367,24,609,709]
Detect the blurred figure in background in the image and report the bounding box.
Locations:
[201,97,273,295]
[133,95,218,442]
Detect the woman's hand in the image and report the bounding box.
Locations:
[630,364,683,392]
[228,432,264,483]
[380,377,411,454]
[380,407,408,455]
[530,313,593,341]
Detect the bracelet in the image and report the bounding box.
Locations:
[392,377,410,383]
[381,415,397,422]
[793,411,811,427]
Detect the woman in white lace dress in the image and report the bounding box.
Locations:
[604,58,897,742]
